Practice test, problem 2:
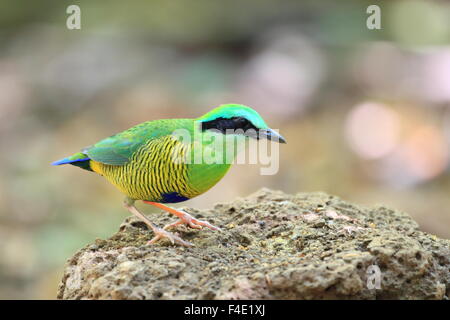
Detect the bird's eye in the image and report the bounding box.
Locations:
[232,117,249,129]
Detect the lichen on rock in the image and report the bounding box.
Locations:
[57,188,450,300]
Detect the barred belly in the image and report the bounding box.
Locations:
[90,136,198,203]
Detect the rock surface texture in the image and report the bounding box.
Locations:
[58,189,450,299]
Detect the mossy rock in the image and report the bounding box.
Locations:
[57,189,450,300]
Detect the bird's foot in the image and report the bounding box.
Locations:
[124,198,193,247]
[163,210,222,232]
[148,226,193,247]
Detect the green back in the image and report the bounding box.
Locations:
[85,119,194,165]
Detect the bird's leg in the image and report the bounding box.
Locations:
[143,201,222,231]
[123,197,193,247]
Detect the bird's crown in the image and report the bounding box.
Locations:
[197,104,268,130]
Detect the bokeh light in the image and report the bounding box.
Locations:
[1,0,450,299]
[346,102,400,160]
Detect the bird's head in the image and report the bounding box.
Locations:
[197,104,287,143]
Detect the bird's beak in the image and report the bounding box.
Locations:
[258,128,287,144]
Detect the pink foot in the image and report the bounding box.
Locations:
[148,226,193,247]
[164,211,222,231]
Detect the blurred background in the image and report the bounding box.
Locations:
[1,0,450,299]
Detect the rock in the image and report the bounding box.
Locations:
[57,188,450,300]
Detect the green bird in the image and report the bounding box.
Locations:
[53,104,286,246]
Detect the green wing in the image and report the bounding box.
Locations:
[84,119,193,165]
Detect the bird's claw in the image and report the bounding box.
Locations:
[148,227,193,247]
[183,215,222,231]
[164,212,222,232]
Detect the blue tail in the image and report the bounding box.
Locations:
[52,152,93,171]
[52,157,89,165]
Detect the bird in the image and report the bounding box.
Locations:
[52,104,286,246]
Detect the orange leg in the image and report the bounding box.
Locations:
[143,201,222,231]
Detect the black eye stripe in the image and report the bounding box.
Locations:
[201,117,258,134]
